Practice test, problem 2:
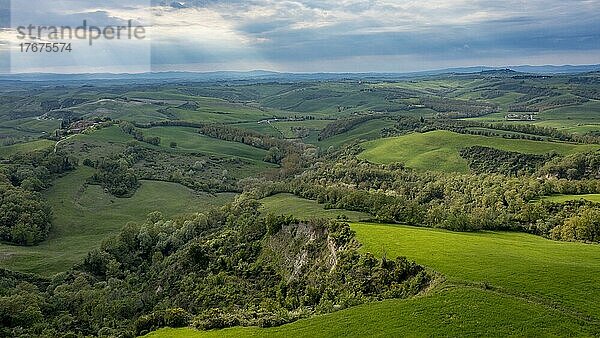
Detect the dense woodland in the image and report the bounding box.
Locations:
[0,180,52,245]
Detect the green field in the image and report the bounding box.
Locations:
[65,94,285,124]
[75,125,135,143]
[61,126,276,180]
[70,99,172,123]
[0,139,55,158]
[317,118,398,149]
[0,168,236,275]
[260,193,370,222]
[234,122,283,137]
[147,223,600,337]
[466,100,600,134]
[143,127,269,162]
[352,223,600,322]
[147,287,590,337]
[0,117,61,140]
[358,130,599,172]
[536,100,600,129]
[271,119,331,139]
[171,102,274,123]
[542,194,600,203]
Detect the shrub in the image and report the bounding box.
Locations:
[134,308,192,336]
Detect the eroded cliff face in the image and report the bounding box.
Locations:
[259,218,432,309]
[260,219,359,282]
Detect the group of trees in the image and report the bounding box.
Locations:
[198,123,301,155]
[573,86,600,100]
[0,199,430,337]
[126,145,243,193]
[384,117,600,144]
[0,176,52,246]
[88,156,139,197]
[459,146,556,176]
[419,97,499,118]
[4,150,78,191]
[246,157,600,242]
[482,81,591,112]
[0,150,78,245]
[318,114,384,140]
[538,151,600,180]
[494,82,558,98]
[550,206,600,242]
[119,121,161,146]
[40,98,88,113]
[134,121,316,176]
[197,124,317,171]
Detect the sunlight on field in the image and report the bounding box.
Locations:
[359,130,599,172]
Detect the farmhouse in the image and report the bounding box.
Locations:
[68,120,98,134]
[505,113,536,121]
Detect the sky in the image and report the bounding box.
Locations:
[0,0,599,73]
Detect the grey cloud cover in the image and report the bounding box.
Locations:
[4,0,600,72]
[147,0,600,71]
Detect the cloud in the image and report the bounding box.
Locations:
[145,0,600,70]
[2,0,600,72]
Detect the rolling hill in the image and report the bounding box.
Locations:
[358,130,599,172]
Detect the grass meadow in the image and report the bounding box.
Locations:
[0,139,55,158]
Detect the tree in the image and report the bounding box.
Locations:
[92,158,139,197]
[264,147,284,164]
[144,136,161,146]
[551,207,600,243]
[280,154,302,177]
[20,177,45,192]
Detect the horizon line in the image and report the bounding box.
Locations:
[1,63,599,77]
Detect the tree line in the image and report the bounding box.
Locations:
[318,114,385,140]
[386,117,600,144]
[246,157,600,242]
[419,97,499,118]
[119,121,161,146]
[460,146,556,176]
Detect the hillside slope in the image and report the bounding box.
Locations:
[148,222,600,337]
[358,130,598,172]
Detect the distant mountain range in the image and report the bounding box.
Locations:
[1,64,598,82]
[437,64,600,74]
